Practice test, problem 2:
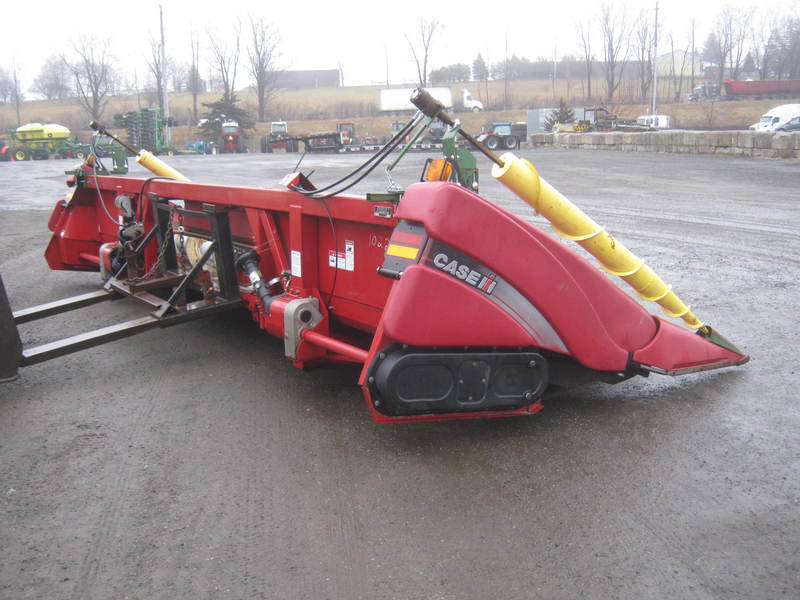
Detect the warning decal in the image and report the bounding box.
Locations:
[328,240,355,271]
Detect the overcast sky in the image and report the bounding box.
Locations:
[5,0,799,92]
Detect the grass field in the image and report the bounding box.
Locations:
[2,78,795,151]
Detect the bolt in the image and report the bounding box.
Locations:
[529,360,537,368]
[368,376,375,383]
[374,400,381,406]
[524,391,534,401]
[379,352,385,359]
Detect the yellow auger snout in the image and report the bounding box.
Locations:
[135,150,190,182]
[491,153,706,332]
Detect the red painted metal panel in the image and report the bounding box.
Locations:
[633,319,744,372]
[396,182,655,371]
[381,265,535,347]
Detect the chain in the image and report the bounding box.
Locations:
[175,211,191,269]
[126,205,176,284]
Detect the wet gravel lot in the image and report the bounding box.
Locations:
[1,149,798,599]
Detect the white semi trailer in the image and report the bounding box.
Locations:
[379,88,483,114]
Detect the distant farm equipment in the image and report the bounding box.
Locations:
[476,121,528,150]
[0,123,89,161]
[113,107,176,155]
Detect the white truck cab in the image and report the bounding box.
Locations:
[462,89,484,111]
[749,104,800,132]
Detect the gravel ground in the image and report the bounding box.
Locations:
[1,149,798,599]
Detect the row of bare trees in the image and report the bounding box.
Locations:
[0,16,279,126]
[2,6,799,125]
[408,5,800,108]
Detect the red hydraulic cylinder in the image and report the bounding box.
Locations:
[301,329,369,363]
[78,252,100,265]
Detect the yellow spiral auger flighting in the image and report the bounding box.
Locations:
[491,152,707,332]
[406,87,744,357]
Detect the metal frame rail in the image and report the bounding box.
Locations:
[0,199,242,382]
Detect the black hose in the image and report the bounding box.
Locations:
[291,114,422,199]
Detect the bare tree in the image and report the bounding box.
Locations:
[633,10,653,102]
[669,34,690,102]
[0,67,12,102]
[247,16,279,122]
[208,20,241,103]
[749,13,774,80]
[712,8,734,90]
[145,36,167,114]
[770,16,800,79]
[727,6,753,80]
[32,55,72,100]
[11,61,24,125]
[171,63,188,92]
[505,34,511,109]
[690,19,696,91]
[599,3,632,104]
[383,42,390,87]
[189,28,202,124]
[576,17,594,102]
[406,19,440,87]
[64,36,114,121]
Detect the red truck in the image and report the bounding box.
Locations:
[722,79,800,99]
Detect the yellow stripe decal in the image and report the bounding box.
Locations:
[386,243,419,260]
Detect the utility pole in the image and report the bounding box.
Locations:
[690,19,696,92]
[553,38,558,104]
[503,33,509,110]
[651,1,659,115]
[160,5,171,145]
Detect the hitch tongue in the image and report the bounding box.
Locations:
[0,274,22,382]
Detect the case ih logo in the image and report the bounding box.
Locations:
[432,252,497,295]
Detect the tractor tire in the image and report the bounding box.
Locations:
[471,106,481,112]
[504,136,519,150]
[484,135,500,151]
[13,148,29,161]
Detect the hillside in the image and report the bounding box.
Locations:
[2,78,795,152]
